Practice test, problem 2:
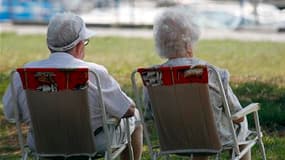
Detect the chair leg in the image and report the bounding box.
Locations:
[23,151,28,160]
[128,143,134,160]
[215,153,220,160]
[190,154,193,160]
[259,139,266,160]
[153,153,157,160]
[125,119,134,160]
[105,152,110,160]
[253,111,266,160]
[231,149,236,160]
[163,155,170,160]
[32,154,38,160]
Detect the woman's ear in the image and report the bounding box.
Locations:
[186,43,193,57]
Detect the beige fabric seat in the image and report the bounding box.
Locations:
[10,68,133,160]
[131,65,266,160]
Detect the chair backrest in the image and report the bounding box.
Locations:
[137,66,222,155]
[17,68,96,156]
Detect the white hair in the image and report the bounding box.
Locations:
[153,7,201,58]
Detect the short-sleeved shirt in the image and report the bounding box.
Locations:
[2,52,134,147]
[144,57,249,146]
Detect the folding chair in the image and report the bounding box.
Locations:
[131,65,266,160]
[10,68,133,160]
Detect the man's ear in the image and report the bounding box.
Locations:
[73,41,84,58]
[76,41,84,54]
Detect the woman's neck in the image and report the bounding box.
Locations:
[169,53,192,59]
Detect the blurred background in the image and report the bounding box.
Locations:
[1,1,285,159]
[0,0,285,39]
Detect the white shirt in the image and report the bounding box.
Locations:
[2,52,133,147]
[145,57,249,146]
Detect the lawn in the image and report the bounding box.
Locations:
[0,32,285,159]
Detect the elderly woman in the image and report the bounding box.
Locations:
[143,7,251,160]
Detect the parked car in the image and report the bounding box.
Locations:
[0,0,64,23]
[181,1,285,31]
[278,9,285,32]
[0,0,10,21]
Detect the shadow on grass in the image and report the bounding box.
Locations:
[0,108,21,158]
[1,74,285,158]
[232,81,285,130]
[0,73,9,98]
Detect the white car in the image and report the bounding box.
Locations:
[180,1,285,31]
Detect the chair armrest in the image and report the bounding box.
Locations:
[7,118,26,124]
[231,103,260,121]
[7,119,17,123]
[106,117,120,125]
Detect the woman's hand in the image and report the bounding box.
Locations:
[233,117,244,124]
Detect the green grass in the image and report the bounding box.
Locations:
[0,32,285,159]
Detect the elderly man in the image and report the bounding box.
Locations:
[143,8,251,160]
[2,12,142,160]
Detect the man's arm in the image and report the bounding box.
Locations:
[89,66,136,119]
[3,73,30,122]
[2,85,17,120]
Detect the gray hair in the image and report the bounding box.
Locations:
[47,12,95,52]
[153,7,201,58]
